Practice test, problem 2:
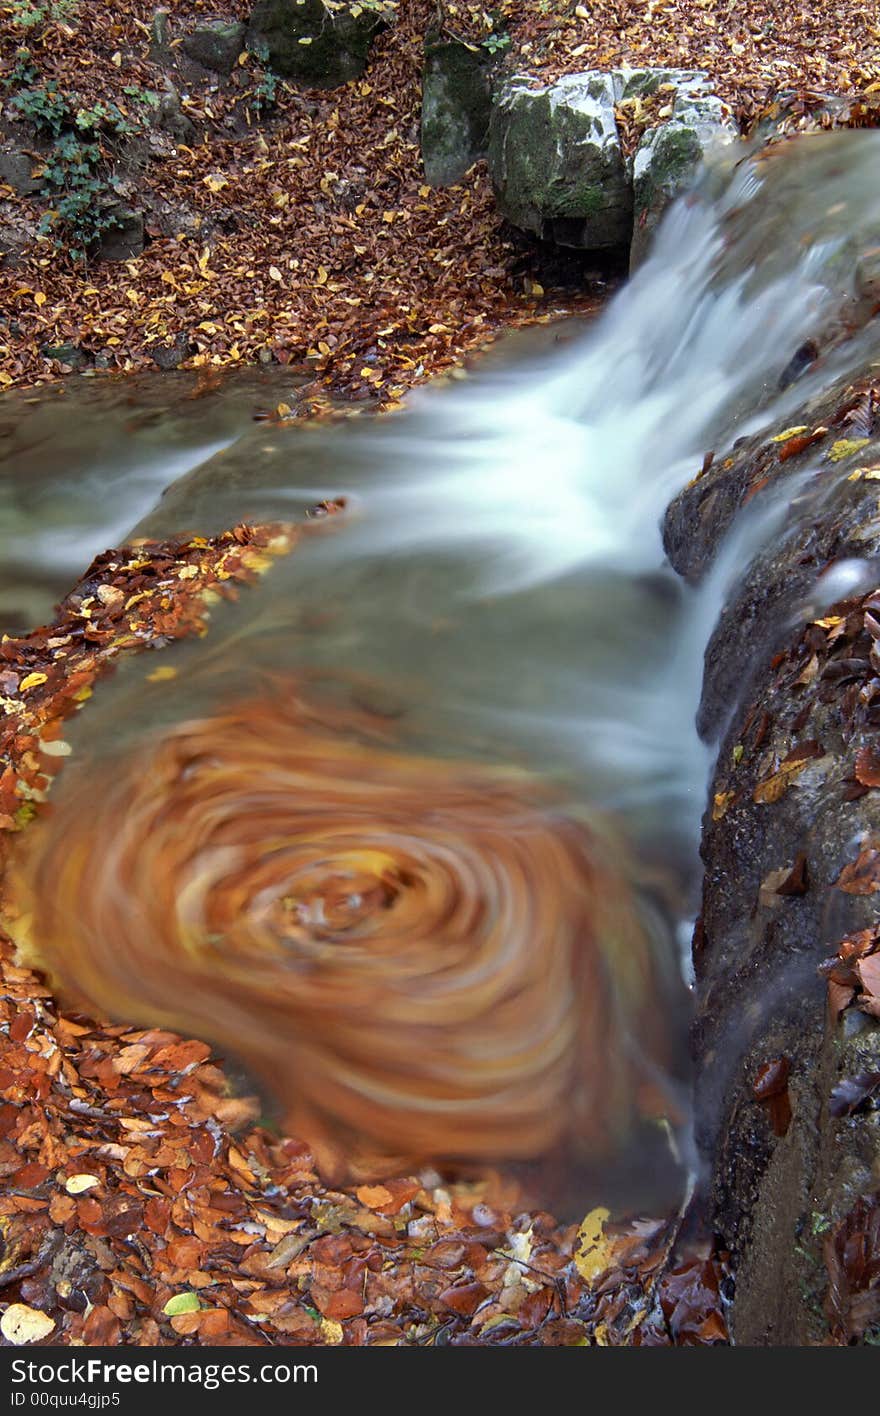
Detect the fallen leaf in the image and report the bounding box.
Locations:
[1,1303,55,1345]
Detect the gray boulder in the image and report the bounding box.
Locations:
[182,20,246,76]
[421,35,496,187]
[246,0,390,88]
[0,148,42,196]
[488,71,631,251]
[631,84,738,268]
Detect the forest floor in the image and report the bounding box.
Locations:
[0,0,877,395]
[0,0,878,1348]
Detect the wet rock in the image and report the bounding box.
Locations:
[488,71,631,252]
[148,333,192,370]
[40,343,90,370]
[421,33,497,187]
[181,20,246,76]
[747,90,859,144]
[669,324,880,1343]
[246,0,391,88]
[0,147,41,196]
[630,85,738,268]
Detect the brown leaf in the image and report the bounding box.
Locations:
[855,746,880,787]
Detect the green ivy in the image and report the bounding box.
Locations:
[8,0,78,28]
[12,80,143,261]
[2,46,38,90]
[11,83,71,136]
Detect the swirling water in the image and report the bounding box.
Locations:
[7,131,880,1210]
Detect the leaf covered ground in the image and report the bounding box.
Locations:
[1,1,878,396]
[0,515,729,1348]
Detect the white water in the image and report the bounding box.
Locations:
[10,131,880,1207]
[11,132,880,884]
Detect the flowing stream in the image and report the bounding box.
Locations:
[6,131,880,1213]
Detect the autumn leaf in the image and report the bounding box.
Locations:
[163,1292,201,1316]
[1,1304,55,1345]
[574,1206,614,1283]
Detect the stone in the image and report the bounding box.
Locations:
[421,34,496,188]
[98,206,144,261]
[153,81,197,142]
[630,85,738,268]
[246,0,390,89]
[612,66,711,102]
[181,20,246,76]
[148,333,192,370]
[0,149,41,196]
[149,7,172,63]
[488,71,631,251]
[40,343,89,370]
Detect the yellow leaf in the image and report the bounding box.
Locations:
[65,1174,99,1195]
[1,1304,56,1345]
[19,673,47,692]
[828,438,870,462]
[574,1207,614,1284]
[713,789,735,821]
[163,1293,201,1316]
[316,266,329,285]
[753,757,815,805]
[269,265,283,281]
[111,51,122,66]
[203,174,228,193]
[355,1184,393,1209]
[177,565,199,580]
[33,292,47,308]
[770,425,808,443]
[147,666,178,683]
[320,1318,344,1344]
[39,740,71,758]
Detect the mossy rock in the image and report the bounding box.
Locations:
[631,93,738,268]
[488,72,631,251]
[246,0,391,89]
[421,34,497,187]
[182,21,247,76]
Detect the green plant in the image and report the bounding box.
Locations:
[10,82,71,135]
[13,83,143,261]
[247,41,279,115]
[122,84,161,111]
[2,45,38,90]
[74,99,136,139]
[8,0,77,29]
[482,31,510,55]
[37,130,122,261]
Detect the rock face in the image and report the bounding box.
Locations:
[421,35,496,187]
[630,77,737,268]
[181,20,247,76]
[488,71,632,251]
[0,147,41,196]
[246,0,389,88]
[663,323,880,1344]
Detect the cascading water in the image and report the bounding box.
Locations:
[8,131,880,1214]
